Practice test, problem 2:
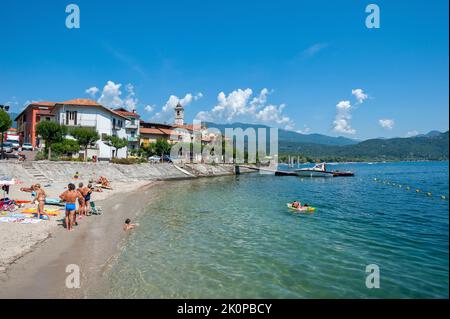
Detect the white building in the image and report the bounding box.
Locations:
[52,99,129,159]
[114,107,141,153]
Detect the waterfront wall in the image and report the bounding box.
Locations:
[0,161,240,183]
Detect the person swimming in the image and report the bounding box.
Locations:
[291,201,301,208]
[123,218,137,231]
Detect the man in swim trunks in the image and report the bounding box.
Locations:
[60,183,84,231]
[292,201,301,208]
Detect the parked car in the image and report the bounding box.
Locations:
[0,142,13,153]
[148,155,161,163]
[7,140,20,150]
[162,155,173,163]
[21,143,34,151]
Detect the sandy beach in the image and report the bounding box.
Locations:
[0,178,157,298]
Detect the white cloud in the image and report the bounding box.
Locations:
[333,89,369,135]
[195,88,294,130]
[144,104,156,113]
[151,92,202,123]
[351,89,368,104]
[123,83,138,111]
[302,43,328,57]
[333,100,355,135]
[97,81,123,108]
[336,100,351,111]
[296,125,311,134]
[406,130,419,137]
[379,119,395,130]
[85,86,99,98]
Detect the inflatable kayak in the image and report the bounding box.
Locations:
[286,203,316,212]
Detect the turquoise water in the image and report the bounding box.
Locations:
[102,162,449,298]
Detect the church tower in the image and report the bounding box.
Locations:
[174,102,184,126]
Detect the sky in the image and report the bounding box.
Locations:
[0,0,448,140]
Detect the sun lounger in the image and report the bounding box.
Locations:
[90,201,102,215]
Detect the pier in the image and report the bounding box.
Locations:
[236,165,298,176]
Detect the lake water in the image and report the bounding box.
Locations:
[99,162,449,298]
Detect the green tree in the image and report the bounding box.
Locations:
[51,139,80,157]
[104,135,128,158]
[154,138,171,157]
[0,109,13,159]
[70,127,99,161]
[35,121,67,159]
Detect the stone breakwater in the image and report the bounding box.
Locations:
[0,161,245,183]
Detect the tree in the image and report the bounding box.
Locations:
[104,135,128,158]
[35,121,67,159]
[51,139,80,157]
[0,109,13,159]
[154,138,171,157]
[70,127,99,161]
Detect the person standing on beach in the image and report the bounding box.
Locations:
[84,184,93,216]
[76,183,86,219]
[34,184,49,220]
[20,184,49,220]
[60,183,84,232]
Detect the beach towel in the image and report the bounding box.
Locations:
[0,217,42,224]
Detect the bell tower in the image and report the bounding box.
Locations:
[174,102,184,126]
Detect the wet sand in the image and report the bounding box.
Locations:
[0,181,159,298]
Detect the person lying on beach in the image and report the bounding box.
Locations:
[60,183,84,232]
[97,176,111,188]
[123,218,137,231]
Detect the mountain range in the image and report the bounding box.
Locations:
[204,122,449,161]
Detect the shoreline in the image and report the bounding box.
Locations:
[0,180,157,298]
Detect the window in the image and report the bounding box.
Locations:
[66,111,77,125]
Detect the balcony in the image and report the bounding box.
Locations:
[127,136,139,142]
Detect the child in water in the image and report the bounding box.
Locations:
[123,218,138,231]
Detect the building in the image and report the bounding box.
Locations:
[114,107,141,153]
[139,121,177,146]
[15,102,55,148]
[52,99,129,159]
[174,102,184,126]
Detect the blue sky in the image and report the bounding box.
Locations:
[0,0,448,139]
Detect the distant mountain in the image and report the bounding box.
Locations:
[8,112,18,128]
[280,131,449,161]
[204,122,357,146]
[417,130,443,138]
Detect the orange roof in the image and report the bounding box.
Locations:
[140,127,165,135]
[114,108,140,118]
[53,99,128,120]
[60,98,100,106]
[159,128,180,136]
[30,101,56,107]
[15,102,56,121]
